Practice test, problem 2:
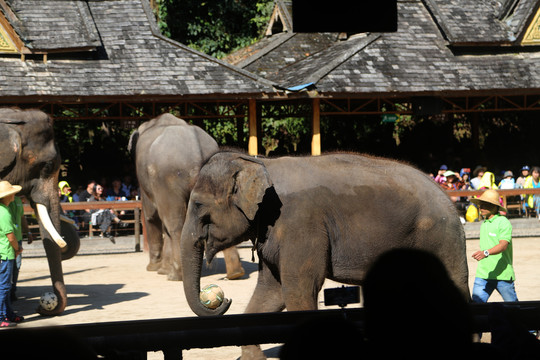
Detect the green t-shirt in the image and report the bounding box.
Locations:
[0,203,15,260]
[8,196,23,242]
[476,214,514,281]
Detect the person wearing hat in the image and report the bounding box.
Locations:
[434,165,448,185]
[498,170,515,190]
[470,189,518,307]
[516,166,530,189]
[0,181,23,327]
[470,166,487,190]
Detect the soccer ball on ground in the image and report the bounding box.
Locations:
[39,291,58,311]
[199,284,224,309]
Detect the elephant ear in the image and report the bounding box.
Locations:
[0,124,21,176]
[232,156,273,221]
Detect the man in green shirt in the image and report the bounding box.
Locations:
[0,181,23,327]
[470,189,518,303]
[9,195,33,301]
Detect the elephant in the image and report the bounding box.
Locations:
[0,107,80,316]
[180,151,470,359]
[129,113,244,281]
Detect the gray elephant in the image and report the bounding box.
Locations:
[180,151,470,359]
[0,108,80,316]
[129,114,244,281]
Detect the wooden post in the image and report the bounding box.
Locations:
[248,99,258,156]
[311,98,321,156]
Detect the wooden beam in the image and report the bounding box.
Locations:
[248,98,258,156]
[311,98,321,156]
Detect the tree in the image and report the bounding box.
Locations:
[155,0,274,59]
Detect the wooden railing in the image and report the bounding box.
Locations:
[23,201,144,251]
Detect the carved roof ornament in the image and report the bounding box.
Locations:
[522,6,540,45]
[0,22,16,53]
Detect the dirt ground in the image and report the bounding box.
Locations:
[12,236,540,359]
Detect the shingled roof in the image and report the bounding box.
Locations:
[0,0,275,100]
[228,0,540,96]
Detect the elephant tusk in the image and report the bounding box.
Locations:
[36,203,67,248]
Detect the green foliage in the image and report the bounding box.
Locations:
[155,0,273,58]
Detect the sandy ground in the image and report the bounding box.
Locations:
[10,236,540,359]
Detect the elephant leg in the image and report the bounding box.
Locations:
[145,216,164,272]
[242,265,285,360]
[223,246,245,280]
[162,228,183,281]
[158,230,173,276]
[38,238,67,315]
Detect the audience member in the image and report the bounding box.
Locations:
[523,166,540,218]
[121,175,134,199]
[362,248,475,360]
[106,177,128,201]
[478,171,498,190]
[460,168,471,189]
[88,184,128,243]
[471,166,487,190]
[516,166,530,189]
[498,171,516,190]
[58,181,73,203]
[434,164,448,184]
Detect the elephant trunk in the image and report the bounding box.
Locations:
[181,212,231,316]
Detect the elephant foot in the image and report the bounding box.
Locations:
[167,270,182,281]
[226,267,245,280]
[241,345,266,360]
[146,262,161,272]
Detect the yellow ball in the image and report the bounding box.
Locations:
[199,284,224,309]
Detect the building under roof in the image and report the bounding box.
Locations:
[2,0,540,157]
[225,0,540,154]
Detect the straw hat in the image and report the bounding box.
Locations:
[0,181,21,199]
[470,189,506,213]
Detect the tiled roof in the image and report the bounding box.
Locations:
[0,0,275,99]
[244,0,540,95]
[4,0,100,50]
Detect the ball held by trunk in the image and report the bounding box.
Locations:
[199,284,224,309]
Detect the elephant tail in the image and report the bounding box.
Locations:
[127,129,139,156]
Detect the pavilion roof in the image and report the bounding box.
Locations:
[0,0,275,100]
[227,0,540,96]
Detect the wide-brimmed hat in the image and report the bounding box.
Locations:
[0,181,22,199]
[443,170,456,178]
[503,171,514,178]
[470,189,506,213]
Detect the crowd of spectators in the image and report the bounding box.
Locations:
[430,164,540,222]
[57,174,139,241]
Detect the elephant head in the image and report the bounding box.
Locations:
[0,107,80,315]
[181,152,273,316]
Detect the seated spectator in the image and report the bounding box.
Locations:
[434,164,448,185]
[460,168,471,189]
[88,184,128,243]
[523,166,540,218]
[106,177,128,201]
[363,248,476,360]
[478,171,498,190]
[58,181,73,203]
[516,166,530,189]
[498,171,516,190]
[471,166,487,190]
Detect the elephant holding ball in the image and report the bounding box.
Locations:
[180,151,470,359]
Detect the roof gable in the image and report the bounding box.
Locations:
[521,3,540,44]
[2,0,100,52]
